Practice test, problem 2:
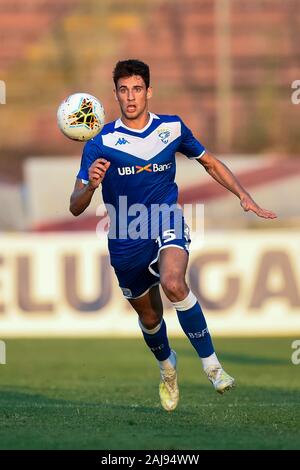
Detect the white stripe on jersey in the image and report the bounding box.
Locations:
[102,121,181,162]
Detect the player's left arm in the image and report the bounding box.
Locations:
[197,151,277,219]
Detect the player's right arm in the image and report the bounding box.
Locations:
[70,158,110,216]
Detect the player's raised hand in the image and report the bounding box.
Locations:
[88,158,110,189]
[240,194,277,219]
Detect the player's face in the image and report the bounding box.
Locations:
[115,75,152,121]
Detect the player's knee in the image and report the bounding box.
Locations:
[140,313,161,331]
[160,275,187,302]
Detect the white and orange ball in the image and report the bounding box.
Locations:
[57,93,105,141]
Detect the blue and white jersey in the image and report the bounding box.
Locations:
[77,113,205,207]
[77,113,205,268]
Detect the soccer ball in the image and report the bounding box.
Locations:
[57,93,105,141]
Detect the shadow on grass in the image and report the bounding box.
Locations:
[215,352,287,366]
[174,346,287,365]
[0,387,162,414]
[1,379,300,411]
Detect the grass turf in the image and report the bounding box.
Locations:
[0,337,299,450]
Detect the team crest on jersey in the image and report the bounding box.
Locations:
[157,128,171,144]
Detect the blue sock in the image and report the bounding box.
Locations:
[139,318,171,361]
[174,291,214,358]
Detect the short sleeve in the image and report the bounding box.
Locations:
[76,140,102,183]
[177,118,206,160]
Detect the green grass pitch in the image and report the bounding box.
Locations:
[0,337,299,450]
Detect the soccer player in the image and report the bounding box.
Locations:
[70,59,277,411]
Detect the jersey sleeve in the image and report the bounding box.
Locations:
[76,139,101,183]
[177,118,206,160]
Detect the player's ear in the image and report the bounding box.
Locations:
[113,89,118,101]
[147,87,153,100]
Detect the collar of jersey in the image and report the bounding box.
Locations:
[114,112,160,134]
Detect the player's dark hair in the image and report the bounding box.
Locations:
[113,59,150,89]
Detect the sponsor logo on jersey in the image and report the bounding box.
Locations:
[157,128,171,144]
[115,137,130,146]
[117,162,172,176]
[136,164,152,174]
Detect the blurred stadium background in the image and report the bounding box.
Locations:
[0,0,300,450]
